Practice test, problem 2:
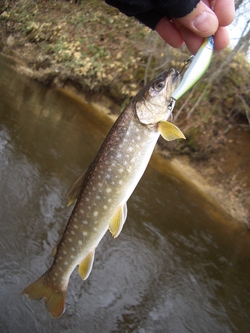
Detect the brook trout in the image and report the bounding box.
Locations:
[22,68,185,318]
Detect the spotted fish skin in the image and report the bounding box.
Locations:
[22,68,184,318]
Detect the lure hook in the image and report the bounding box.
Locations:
[179,55,194,74]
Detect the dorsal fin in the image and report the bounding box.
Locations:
[158,121,186,141]
[66,168,88,207]
[51,246,57,257]
[109,202,128,238]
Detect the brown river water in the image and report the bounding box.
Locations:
[0,55,250,333]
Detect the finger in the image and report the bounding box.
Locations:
[213,26,230,50]
[174,25,205,54]
[173,24,230,54]
[155,17,184,48]
[213,0,235,26]
[176,1,218,37]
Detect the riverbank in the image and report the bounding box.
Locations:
[0,0,249,227]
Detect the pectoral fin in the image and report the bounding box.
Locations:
[109,202,128,238]
[158,121,186,141]
[67,168,88,207]
[78,250,95,280]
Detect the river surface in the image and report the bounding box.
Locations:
[0,56,250,333]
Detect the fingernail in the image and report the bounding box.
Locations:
[193,11,217,32]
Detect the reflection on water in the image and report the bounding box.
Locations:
[0,55,250,333]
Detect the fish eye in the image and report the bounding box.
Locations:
[154,80,165,91]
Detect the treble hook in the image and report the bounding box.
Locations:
[179,55,194,74]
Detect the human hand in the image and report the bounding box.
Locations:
[155,0,235,54]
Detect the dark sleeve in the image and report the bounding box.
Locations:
[104,0,200,29]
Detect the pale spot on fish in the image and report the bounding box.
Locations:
[70,255,75,259]
[108,199,112,203]
[82,231,88,237]
[98,182,102,187]
[71,247,76,252]
[119,180,123,185]
[80,209,84,214]
[96,195,100,200]
[83,220,88,225]
[93,211,99,217]
[103,205,108,210]
[63,250,67,255]
[117,153,122,158]
[128,146,133,152]
[106,188,112,193]
[71,230,75,235]
[64,261,68,266]
[78,240,83,245]
[68,238,73,242]
[59,267,63,272]
[119,168,123,173]
[74,225,78,229]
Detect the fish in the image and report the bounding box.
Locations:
[22,68,185,318]
[171,36,214,102]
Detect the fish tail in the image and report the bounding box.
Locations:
[22,272,66,318]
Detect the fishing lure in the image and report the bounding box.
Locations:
[171,36,214,102]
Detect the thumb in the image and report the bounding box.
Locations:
[176,1,218,37]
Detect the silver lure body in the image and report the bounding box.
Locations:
[171,36,214,101]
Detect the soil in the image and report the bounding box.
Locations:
[0,0,249,227]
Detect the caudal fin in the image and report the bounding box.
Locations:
[22,273,66,318]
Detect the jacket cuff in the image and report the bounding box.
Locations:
[105,0,200,30]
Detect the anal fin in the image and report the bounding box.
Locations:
[158,121,186,141]
[78,250,95,280]
[109,202,128,238]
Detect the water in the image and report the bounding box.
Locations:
[0,55,250,333]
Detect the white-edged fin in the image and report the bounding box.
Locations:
[67,168,88,207]
[109,203,128,238]
[78,250,95,280]
[158,121,186,141]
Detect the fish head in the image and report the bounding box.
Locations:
[135,68,180,125]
